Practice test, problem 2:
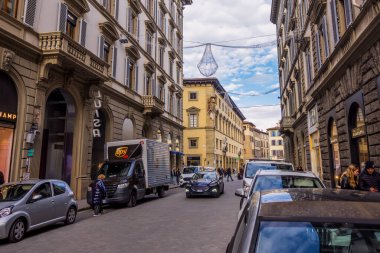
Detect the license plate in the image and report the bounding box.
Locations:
[196,189,203,192]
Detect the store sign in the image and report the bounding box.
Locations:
[0,111,16,121]
[352,125,366,138]
[93,90,102,138]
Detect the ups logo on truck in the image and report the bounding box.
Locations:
[115,147,128,158]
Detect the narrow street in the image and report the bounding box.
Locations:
[0,179,241,253]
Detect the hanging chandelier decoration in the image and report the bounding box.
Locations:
[197,43,218,77]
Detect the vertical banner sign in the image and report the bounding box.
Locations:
[93,90,102,138]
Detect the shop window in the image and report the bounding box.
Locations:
[348,103,368,168]
[328,119,341,187]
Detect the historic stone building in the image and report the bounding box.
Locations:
[243,121,269,160]
[271,0,380,186]
[183,78,245,170]
[0,0,192,198]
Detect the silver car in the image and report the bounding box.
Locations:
[0,179,77,242]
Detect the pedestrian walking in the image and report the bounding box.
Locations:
[176,168,180,184]
[0,171,4,185]
[339,164,359,190]
[358,161,380,192]
[92,174,106,216]
[227,167,233,182]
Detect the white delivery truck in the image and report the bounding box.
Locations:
[87,139,171,207]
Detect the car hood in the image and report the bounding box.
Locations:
[0,201,17,209]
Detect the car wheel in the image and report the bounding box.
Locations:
[9,218,26,243]
[157,187,165,198]
[128,191,137,207]
[65,206,77,225]
[186,193,191,198]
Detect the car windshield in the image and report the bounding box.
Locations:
[183,167,197,174]
[98,162,132,178]
[192,172,217,180]
[245,163,293,178]
[0,184,34,202]
[255,221,380,253]
[251,176,323,193]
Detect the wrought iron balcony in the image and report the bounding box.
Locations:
[142,95,164,116]
[39,32,109,81]
[280,116,295,134]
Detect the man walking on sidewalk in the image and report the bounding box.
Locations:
[227,168,233,182]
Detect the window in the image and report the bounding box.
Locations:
[189,113,198,127]
[53,181,66,196]
[278,140,283,145]
[1,0,18,18]
[216,139,219,149]
[127,9,139,38]
[272,140,276,146]
[125,58,137,89]
[147,0,154,17]
[159,46,165,66]
[189,92,197,100]
[158,84,164,101]
[176,65,181,84]
[169,58,174,77]
[177,98,181,118]
[189,138,198,148]
[169,91,174,113]
[272,150,277,156]
[145,73,153,95]
[146,31,153,56]
[305,48,313,86]
[158,8,165,31]
[31,182,52,200]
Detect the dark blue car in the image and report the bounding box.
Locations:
[185,171,224,198]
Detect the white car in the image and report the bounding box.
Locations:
[179,166,203,187]
[242,160,294,193]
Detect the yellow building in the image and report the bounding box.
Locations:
[183,78,245,171]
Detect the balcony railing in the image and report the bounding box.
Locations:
[142,95,164,115]
[39,32,109,80]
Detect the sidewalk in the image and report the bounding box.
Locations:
[77,184,181,212]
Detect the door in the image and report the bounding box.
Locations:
[0,124,14,183]
[134,162,146,199]
[52,181,70,218]
[27,182,55,226]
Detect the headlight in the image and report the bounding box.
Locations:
[0,206,13,218]
[117,183,129,189]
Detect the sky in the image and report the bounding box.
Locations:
[182,0,281,131]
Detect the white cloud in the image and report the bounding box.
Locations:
[241,106,281,131]
[223,83,243,91]
[230,96,240,101]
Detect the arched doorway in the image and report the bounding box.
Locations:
[0,71,18,183]
[328,118,341,187]
[90,109,107,180]
[40,89,75,185]
[348,103,368,169]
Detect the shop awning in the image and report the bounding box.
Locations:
[170,151,184,156]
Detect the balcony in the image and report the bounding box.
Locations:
[280,116,295,134]
[142,95,164,116]
[39,32,109,81]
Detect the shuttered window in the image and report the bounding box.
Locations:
[322,15,330,58]
[330,0,339,44]
[79,19,87,46]
[57,3,68,32]
[344,0,352,27]
[315,31,322,70]
[112,46,117,78]
[135,65,139,92]
[125,58,130,87]
[24,0,37,26]
[114,0,119,20]
[98,36,105,59]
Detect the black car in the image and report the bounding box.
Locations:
[185,171,224,198]
[227,188,380,253]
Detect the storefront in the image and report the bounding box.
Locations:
[308,105,322,178]
[186,156,200,166]
[348,102,369,169]
[328,119,341,187]
[0,71,17,183]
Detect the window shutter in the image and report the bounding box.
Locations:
[57,3,67,32]
[322,16,330,57]
[315,31,321,69]
[103,0,108,8]
[299,0,303,29]
[125,58,130,87]
[79,19,87,46]
[115,0,119,20]
[154,0,158,22]
[152,78,156,97]
[127,8,132,32]
[164,17,167,36]
[112,46,118,78]
[135,65,139,92]
[24,0,37,27]
[137,17,140,42]
[344,0,353,27]
[330,0,339,44]
[98,36,105,59]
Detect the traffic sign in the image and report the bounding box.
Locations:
[27,149,34,157]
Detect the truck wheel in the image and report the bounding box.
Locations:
[128,191,137,207]
[157,187,165,198]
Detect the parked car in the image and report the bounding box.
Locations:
[242,160,294,193]
[0,179,77,242]
[236,170,325,219]
[179,166,203,187]
[185,171,224,198]
[227,188,380,253]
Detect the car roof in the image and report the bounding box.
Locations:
[2,179,63,185]
[257,189,380,222]
[245,160,293,166]
[256,170,317,177]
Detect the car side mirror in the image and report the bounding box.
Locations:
[235,188,246,198]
